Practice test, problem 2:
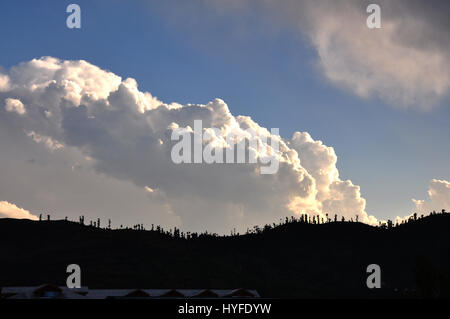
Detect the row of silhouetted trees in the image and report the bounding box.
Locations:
[37,208,448,239]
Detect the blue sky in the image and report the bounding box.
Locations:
[0,0,449,224]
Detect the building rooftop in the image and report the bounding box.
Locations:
[1,285,260,299]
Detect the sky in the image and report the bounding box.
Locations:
[0,0,449,233]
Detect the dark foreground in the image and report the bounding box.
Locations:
[1,214,449,298]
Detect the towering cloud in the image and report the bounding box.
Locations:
[1,57,379,233]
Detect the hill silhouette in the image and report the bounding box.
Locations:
[1,213,449,298]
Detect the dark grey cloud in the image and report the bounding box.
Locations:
[148,0,450,107]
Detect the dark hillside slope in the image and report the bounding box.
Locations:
[1,215,449,298]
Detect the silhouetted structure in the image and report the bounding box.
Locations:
[0,286,259,299]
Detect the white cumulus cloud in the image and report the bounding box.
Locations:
[5,98,26,115]
[0,57,379,232]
